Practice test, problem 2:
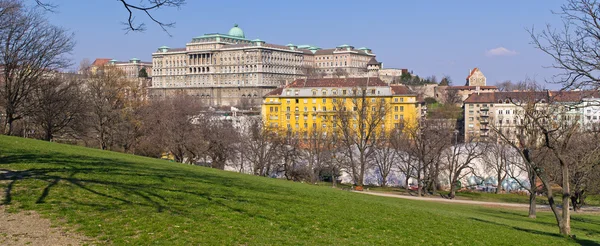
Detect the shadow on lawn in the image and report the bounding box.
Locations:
[0,151,300,220]
[473,208,600,236]
[470,217,600,246]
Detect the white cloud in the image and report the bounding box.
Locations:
[485,47,518,57]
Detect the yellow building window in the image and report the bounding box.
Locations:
[400,106,404,112]
[394,106,398,112]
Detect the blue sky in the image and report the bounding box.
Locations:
[40,0,564,87]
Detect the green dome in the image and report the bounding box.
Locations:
[228,24,245,38]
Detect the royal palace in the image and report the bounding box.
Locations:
[149,24,381,108]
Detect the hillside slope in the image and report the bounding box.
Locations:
[0,136,598,245]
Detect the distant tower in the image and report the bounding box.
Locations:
[367,57,382,77]
[466,67,486,86]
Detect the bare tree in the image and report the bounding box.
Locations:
[389,127,415,190]
[301,127,334,183]
[495,80,534,92]
[371,137,398,187]
[529,0,600,90]
[140,95,202,163]
[199,116,239,170]
[546,131,600,212]
[332,84,390,187]
[29,73,86,141]
[491,88,586,235]
[398,119,452,196]
[333,68,349,78]
[443,139,487,198]
[482,143,516,194]
[240,118,280,176]
[33,0,185,35]
[444,88,462,105]
[277,130,307,181]
[0,3,74,135]
[86,66,132,150]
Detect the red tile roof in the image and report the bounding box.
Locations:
[264,87,284,97]
[464,91,550,103]
[390,85,413,95]
[466,67,479,80]
[446,86,498,90]
[92,58,111,67]
[549,90,600,102]
[286,77,388,88]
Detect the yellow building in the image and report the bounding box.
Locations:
[262,78,420,135]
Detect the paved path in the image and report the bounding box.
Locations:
[355,191,542,208]
[355,191,600,212]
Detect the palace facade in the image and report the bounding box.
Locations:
[150,24,380,108]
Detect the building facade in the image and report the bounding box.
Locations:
[466,67,486,86]
[463,90,600,142]
[262,78,420,134]
[91,58,152,78]
[150,24,378,108]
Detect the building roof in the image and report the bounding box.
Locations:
[167,47,186,52]
[367,57,380,65]
[550,90,600,102]
[390,85,413,95]
[466,67,480,80]
[466,90,600,103]
[228,24,245,38]
[92,58,112,67]
[446,86,498,90]
[286,77,388,88]
[265,87,284,96]
[464,91,550,103]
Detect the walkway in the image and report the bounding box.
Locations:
[355,191,600,212]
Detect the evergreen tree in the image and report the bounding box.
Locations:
[138,67,148,78]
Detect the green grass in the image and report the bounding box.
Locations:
[1,135,599,245]
[364,183,600,207]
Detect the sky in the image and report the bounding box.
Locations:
[39,0,566,88]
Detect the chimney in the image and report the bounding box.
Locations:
[476,86,480,95]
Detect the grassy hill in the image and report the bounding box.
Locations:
[0,135,599,245]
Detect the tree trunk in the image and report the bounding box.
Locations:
[496,172,503,194]
[331,167,337,188]
[4,113,14,135]
[560,164,571,235]
[528,191,537,219]
[404,174,410,193]
[417,172,422,197]
[528,171,537,219]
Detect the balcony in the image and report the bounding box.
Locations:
[480,113,489,118]
[481,107,489,111]
[479,119,489,124]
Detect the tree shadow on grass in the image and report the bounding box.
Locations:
[469,217,600,246]
[472,208,600,236]
[0,151,307,222]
